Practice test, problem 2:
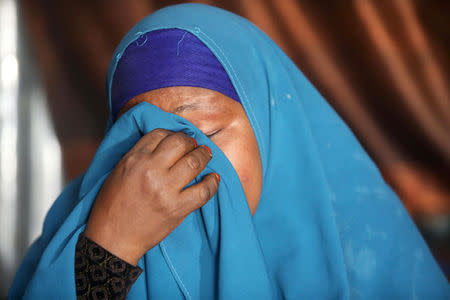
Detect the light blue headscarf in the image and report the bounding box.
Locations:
[9,3,449,299]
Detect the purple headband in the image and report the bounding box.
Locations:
[111,28,241,120]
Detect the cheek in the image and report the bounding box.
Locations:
[215,133,262,215]
[214,132,261,194]
[232,159,253,189]
[216,138,250,178]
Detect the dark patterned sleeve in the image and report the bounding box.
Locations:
[74,232,143,300]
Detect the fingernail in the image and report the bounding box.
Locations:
[191,137,197,148]
[215,173,220,183]
[203,145,212,157]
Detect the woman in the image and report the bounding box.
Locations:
[9,3,449,299]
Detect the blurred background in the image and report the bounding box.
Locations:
[0,0,449,297]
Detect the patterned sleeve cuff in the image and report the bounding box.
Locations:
[74,231,143,300]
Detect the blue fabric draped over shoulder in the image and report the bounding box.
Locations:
[9,3,449,299]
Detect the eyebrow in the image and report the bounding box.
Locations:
[170,102,217,114]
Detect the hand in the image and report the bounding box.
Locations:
[84,129,220,265]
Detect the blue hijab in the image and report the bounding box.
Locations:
[9,3,449,299]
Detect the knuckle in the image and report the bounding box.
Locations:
[186,155,201,169]
[143,167,155,181]
[210,174,219,189]
[143,170,158,193]
[170,132,188,146]
[198,185,211,201]
[159,198,176,213]
[143,166,166,190]
[152,128,170,135]
[120,153,138,171]
[143,164,167,183]
[152,128,171,139]
[144,179,175,211]
[138,167,181,218]
[154,197,174,214]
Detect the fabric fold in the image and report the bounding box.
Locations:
[9,3,449,299]
[11,102,276,299]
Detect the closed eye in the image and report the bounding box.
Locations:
[206,129,222,138]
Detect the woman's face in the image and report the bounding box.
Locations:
[117,86,263,215]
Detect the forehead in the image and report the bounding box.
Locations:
[128,86,240,114]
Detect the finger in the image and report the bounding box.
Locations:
[169,145,213,189]
[151,131,198,168]
[178,173,219,216]
[128,128,174,155]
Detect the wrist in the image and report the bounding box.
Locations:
[84,224,144,266]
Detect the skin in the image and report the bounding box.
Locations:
[119,86,263,213]
[85,86,262,265]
